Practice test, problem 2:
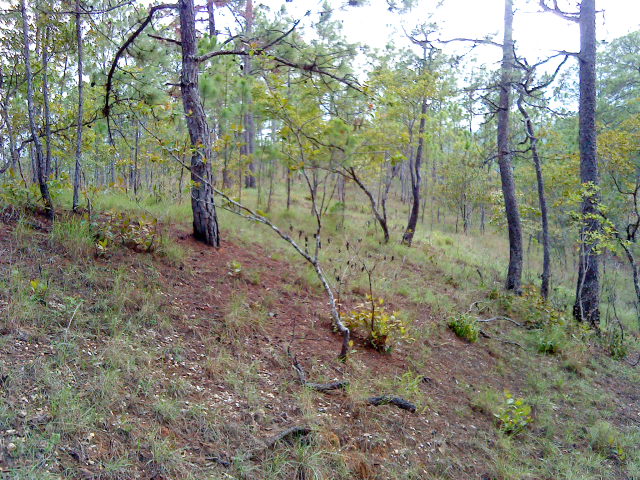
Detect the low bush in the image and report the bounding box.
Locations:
[448,313,480,343]
[344,295,409,352]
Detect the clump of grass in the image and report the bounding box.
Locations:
[470,387,502,416]
[224,292,267,333]
[158,235,187,265]
[167,376,192,398]
[448,313,480,342]
[152,397,181,424]
[50,216,94,258]
[588,420,627,460]
[536,324,568,355]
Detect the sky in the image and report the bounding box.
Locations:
[271,0,640,67]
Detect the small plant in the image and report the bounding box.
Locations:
[95,237,109,257]
[344,295,408,352]
[602,325,627,360]
[227,260,242,277]
[29,278,49,303]
[536,324,567,355]
[494,391,532,435]
[93,211,158,253]
[448,313,480,342]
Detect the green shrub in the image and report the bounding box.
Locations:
[536,324,568,355]
[494,391,532,435]
[93,211,158,253]
[448,313,480,343]
[344,296,409,352]
[602,326,627,360]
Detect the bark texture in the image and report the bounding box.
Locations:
[401,98,427,246]
[573,0,600,326]
[497,0,523,292]
[21,0,54,218]
[179,0,220,247]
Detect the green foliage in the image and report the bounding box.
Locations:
[227,260,243,277]
[28,278,48,302]
[344,295,409,352]
[0,175,41,211]
[490,285,567,329]
[536,324,568,355]
[601,325,628,360]
[93,211,159,254]
[494,391,533,435]
[448,313,480,342]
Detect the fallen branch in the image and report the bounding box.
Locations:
[290,352,415,412]
[261,425,313,450]
[292,357,349,392]
[477,316,522,327]
[366,395,417,412]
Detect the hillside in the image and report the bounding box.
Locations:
[2,2,640,478]
[0,196,638,480]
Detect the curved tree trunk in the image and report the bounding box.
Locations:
[346,167,390,243]
[401,98,427,246]
[517,96,551,299]
[20,0,54,218]
[573,0,600,326]
[179,0,220,247]
[498,0,523,292]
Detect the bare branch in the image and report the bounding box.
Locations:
[147,34,181,46]
[103,3,178,124]
[538,0,579,22]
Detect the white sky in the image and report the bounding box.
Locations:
[271,0,640,67]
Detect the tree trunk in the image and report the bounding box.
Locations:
[347,167,390,243]
[20,0,53,218]
[133,120,140,197]
[42,26,52,179]
[72,0,84,212]
[517,96,551,299]
[497,0,523,292]
[0,99,20,173]
[242,0,256,189]
[179,0,220,247]
[573,0,600,326]
[401,98,427,246]
[206,0,216,37]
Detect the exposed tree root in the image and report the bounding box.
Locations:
[290,354,417,412]
[366,395,417,412]
[292,356,349,392]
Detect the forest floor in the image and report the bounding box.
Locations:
[0,202,639,479]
